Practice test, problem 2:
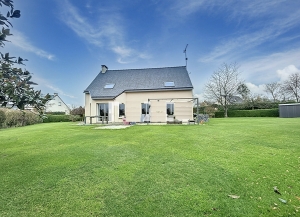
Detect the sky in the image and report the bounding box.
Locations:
[2,0,300,107]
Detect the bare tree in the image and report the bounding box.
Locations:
[264,82,281,102]
[204,63,242,117]
[281,73,300,102]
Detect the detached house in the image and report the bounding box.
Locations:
[45,93,70,114]
[84,65,194,124]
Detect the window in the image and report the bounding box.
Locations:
[141,103,150,114]
[58,102,61,106]
[104,83,115,89]
[166,103,174,115]
[119,103,125,117]
[164,81,175,87]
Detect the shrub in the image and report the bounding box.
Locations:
[43,115,72,123]
[3,109,42,127]
[215,109,279,118]
[45,112,66,115]
[4,109,23,127]
[70,106,85,116]
[0,109,6,128]
[69,115,82,122]
[43,115,82,123]
[24,111,42,125]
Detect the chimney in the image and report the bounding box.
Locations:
[101,65,108,73]
[54,93,58,96]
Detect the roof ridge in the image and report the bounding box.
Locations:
[107,66,186,72]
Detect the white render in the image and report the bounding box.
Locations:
[45,93,70,114]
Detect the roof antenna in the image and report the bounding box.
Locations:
[183,44,188,69]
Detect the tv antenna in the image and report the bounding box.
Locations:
[183,44,188,68]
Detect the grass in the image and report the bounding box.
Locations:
[0,118,300,216]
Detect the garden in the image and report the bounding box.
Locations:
[0,118,300,216]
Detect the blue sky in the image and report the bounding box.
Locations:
[3,0,300,106]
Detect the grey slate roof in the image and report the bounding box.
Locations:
[84,66,193,99]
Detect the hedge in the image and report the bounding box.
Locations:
[215,109,279,118]
[0,109,5,127]
[0,108,42,128]
[45,112,66,115]
[42,115,82,123]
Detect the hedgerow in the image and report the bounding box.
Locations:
[215,109,279,118]
[42,115,82,123]
[0,108,42,128]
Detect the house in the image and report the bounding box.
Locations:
[84,65,194,124]
[45,93,70,114]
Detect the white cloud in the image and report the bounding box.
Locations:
[171,0,289,19]
[190,0,300,63]
[171,0,206,16]
[228,0,287,20]
[240,49,300,84]
[277,65,300,82]
[8,30,55,60]
[33,76,75,99]
[45,84,76,99]
[199,12,300,63]
[194,93,205,102]
[112,46,133,58]
[245,82,265,96]
[112,46,151,64]
[59,0,149,64]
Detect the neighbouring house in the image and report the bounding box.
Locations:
[45,93,70,114]
[84,65,194,124]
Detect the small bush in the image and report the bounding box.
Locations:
[215,109,279,118]
[69,115,82,122]
[0,109,6,128]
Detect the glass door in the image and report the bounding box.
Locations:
[98,103,109,122]
[141,103,150,122]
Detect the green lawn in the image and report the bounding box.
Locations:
[1,118,300,216]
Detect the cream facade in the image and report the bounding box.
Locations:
[85,89,193,124]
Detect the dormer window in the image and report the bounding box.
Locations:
[104,83,115,89]
[164,81,175,87]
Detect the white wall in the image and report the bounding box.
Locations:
[45,95,70,114]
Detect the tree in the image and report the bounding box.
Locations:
[0,0,50,113]
[281,73,300,102]
[71,106,85,116]
[237,83,250,100]
[264,82,281,102]
[204,63,242,117]
[245,93,263,110]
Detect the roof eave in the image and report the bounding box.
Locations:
[124,87,193,93]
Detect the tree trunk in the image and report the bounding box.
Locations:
[224,107,228,118]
